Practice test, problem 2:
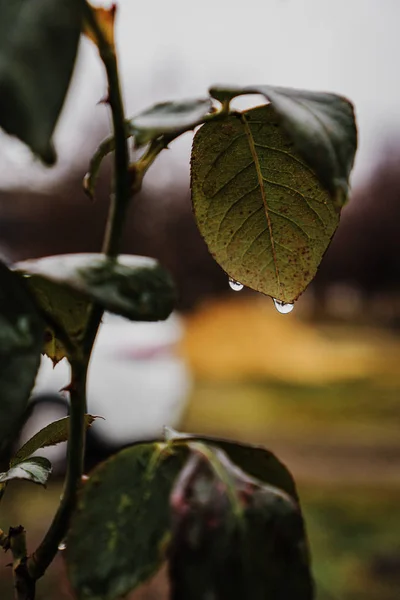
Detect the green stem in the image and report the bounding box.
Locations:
[27,2,132,583]
[83,3,131,257]
[9,526,36,600]
[28,360,87,580]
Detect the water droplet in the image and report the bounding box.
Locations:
[229,278,244,292]
[58,541,66,551]
[273,298,294,314]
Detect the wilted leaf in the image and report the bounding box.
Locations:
[130,99,212,147]
[15,253,176,324]
[169,443,313,600]
[0,262,44,457]
[209,84,357,198]
[11,414,98,467]
[0,0,83,162]
[66,443,187,600]
[0,456,52,486]
[191,104,345,302]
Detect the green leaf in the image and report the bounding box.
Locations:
[130,99,213,147]
[66,442,187,600]
[11,414,98,467]
[0,262,44,457]
[0,0,83,163]
[191,104,346,302]
[168,431,298,501]
[169,443,313,600]
[15,253,176,325]
[21,275,90,365]
[0,456,51,486]
[209,85,357,198]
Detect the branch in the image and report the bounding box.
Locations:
[6,526,35,600]
[26,1,132,583]
[83,2,131,257]
[27,360,87,580]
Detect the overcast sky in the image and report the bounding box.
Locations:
[0,0,399,189]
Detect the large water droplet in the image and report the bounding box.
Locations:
[229,278,244,292]
[273,298,294,314]
[58,541,67,551]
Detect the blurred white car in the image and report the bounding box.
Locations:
[22,312,192,469]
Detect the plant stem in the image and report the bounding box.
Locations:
[84,3,131,258]
[28,359,88,580]
[27,2,132,584]
[9,526,36,600]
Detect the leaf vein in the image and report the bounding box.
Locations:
[261,176,326,228]
[216,185,260,237]
[203,132,247,181]
[240,114,282,295]
[227,205,264,245]
[206,161,253,199]
[253,142,314,174]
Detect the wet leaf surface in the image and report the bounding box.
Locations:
[191,104,344,302]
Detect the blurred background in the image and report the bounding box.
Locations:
[1,0,400,598]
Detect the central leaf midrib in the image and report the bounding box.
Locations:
[240,114,281,295]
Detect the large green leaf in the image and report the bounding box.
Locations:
[169,443,313,600]
[191,104,345,302]
[0,0,83,162]
[130,99,212,147]
[15,253,176,325]
[0,456,51,486]
[11,414,97,467]
[209,85,357,198]
[66,443,187,600]
[0,262,44,457]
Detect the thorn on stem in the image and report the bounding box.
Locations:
[97,93,110,106]
[59,381,76,394]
